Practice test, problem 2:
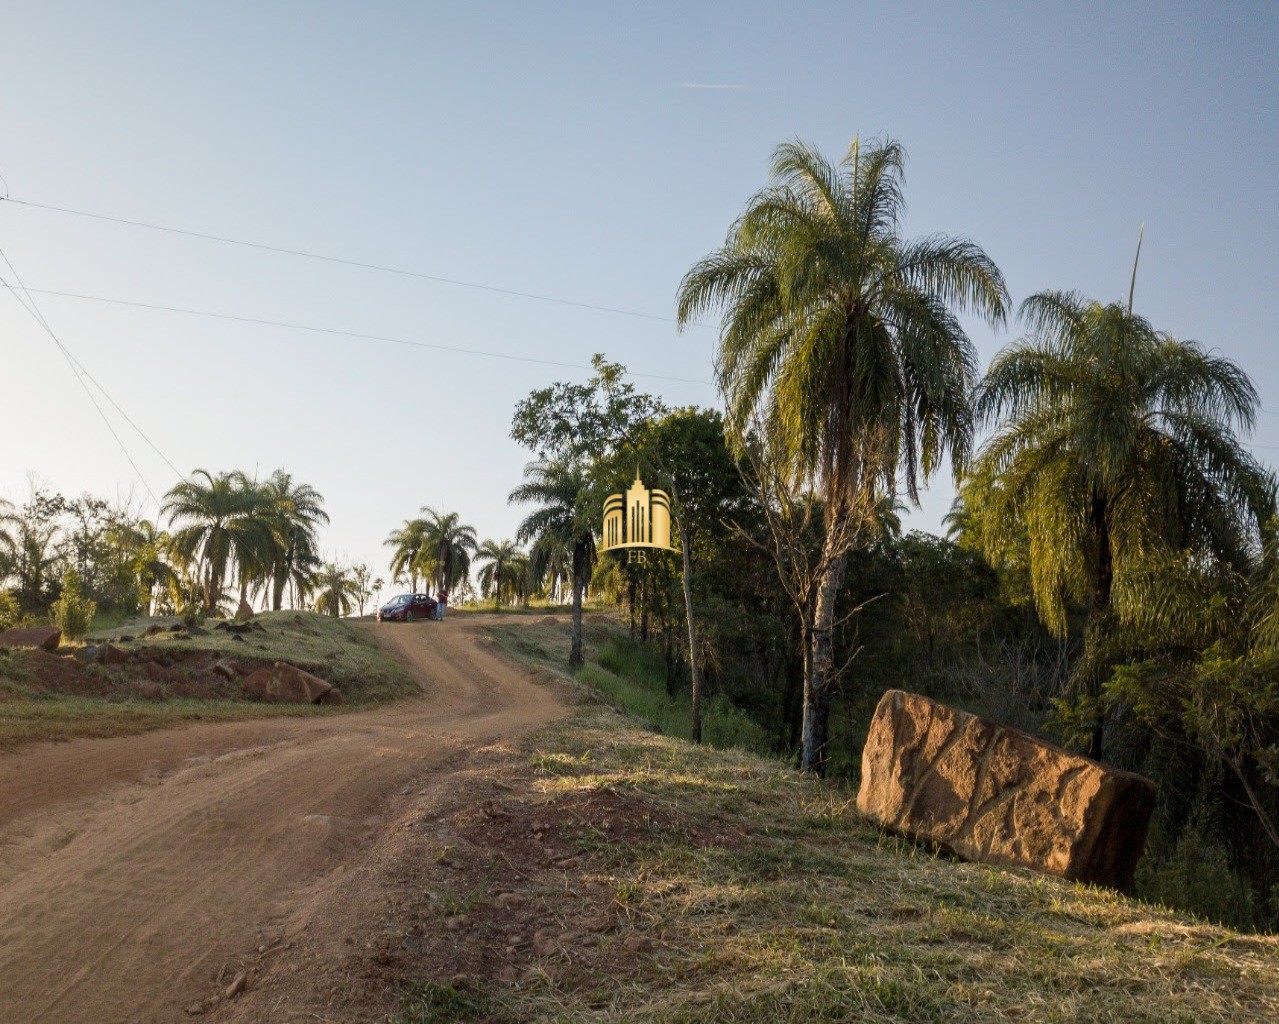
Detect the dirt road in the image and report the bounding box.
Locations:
[0,616,564,1023]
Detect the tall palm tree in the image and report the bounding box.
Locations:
[421,508,477,592]
[511,461,597,667]
[313,562,360,618]
[259,471,330,611]
[475,538,522,607]
[0,498,15,583]
[385,518,429,593]
[161,470,269,613]
[677,137,1008,774]
[973,289,1272,758]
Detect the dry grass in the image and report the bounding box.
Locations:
[380,617,1279,1023]
[386,707,1279,1023]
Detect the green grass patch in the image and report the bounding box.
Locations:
[94,610,415,703]
[0,611,414,748]
[484,617,774,758]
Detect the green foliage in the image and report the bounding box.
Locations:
[50,568,96,641]
[510,354,665,463]
[392,982,495,1024]
[577,635,774,757]
[0,590,19,631]
[972,292,1272,638]
[312,563,361,617]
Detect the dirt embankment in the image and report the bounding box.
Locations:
[0,616,565,1024]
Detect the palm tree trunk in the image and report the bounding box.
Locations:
[570,543,586,669]
[802,538,849,776]
[1087,496,1114,761]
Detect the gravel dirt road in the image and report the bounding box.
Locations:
[0,615,564,1023]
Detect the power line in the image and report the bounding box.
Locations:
[1,195,704,327]
[21,285,716,386]
[0,250,172,508]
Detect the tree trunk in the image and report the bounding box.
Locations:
[570,543,586,669]
[675,510,703,744]
[1087,495,1114,762]
[802,538,849,776]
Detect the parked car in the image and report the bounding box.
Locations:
[376,593,438,622]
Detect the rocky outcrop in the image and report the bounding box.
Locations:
[242,662,341,705]
[95,643,129,665]
[856,689,1156,892]
[0,626,61,651]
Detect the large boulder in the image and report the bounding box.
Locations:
[856,690,1156,892]
[242,662,335,704]
[0,625,61,652]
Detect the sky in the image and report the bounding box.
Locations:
[2,2,1277,593]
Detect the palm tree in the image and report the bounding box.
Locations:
[511,461,597,667]
[0,498,15,583]
[385,518,429,593]
[162,470,270,614]
[259,471,329,611]
[475,539,522,607]
[677,137,1008,774]
[528,533,572,604]
[421,508,477,592]
[973,289,1272,758]
[313,563,360,618]
[119,519,178,615]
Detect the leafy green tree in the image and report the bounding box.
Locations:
[475,539,522,607]
[313,563,360,617]
[51,567,95,640]
[973,290,1272,758]
[677,137,1008,774]
[511,354,666,463]
[511,461,597,667]
[2,489,66,613]
[162,470,271,614]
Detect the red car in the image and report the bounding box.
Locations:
[376,593,438,622]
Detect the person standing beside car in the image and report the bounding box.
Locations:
[436,584,448,620]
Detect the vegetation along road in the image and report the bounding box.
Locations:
[0,616,564,1024]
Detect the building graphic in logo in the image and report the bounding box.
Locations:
[601,472,675,562]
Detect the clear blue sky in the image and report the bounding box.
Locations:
[2,2,1277,589]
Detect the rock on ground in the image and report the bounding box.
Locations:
[856,689,1156,892]
[0,626,61,652]
[242,662,338,705]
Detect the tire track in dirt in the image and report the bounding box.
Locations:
[0,615,564,1024]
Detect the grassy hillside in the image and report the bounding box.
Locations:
[0,611,415,747]
[392,616,1279,1023]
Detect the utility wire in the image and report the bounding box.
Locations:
[21,285,716,386]
[0,196,702,327]
[0,250,169,507]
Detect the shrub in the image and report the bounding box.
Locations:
[51,569,97,641]
[0,591,18,632]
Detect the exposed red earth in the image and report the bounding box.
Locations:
[0,615,565,1023]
